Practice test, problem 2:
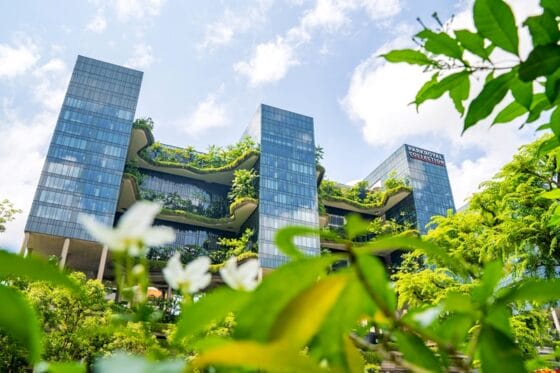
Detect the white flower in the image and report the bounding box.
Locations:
[220,257,260,291]
[78,201,175,256]
[163,253,211,293]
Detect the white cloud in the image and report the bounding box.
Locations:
[0,102,58,252]
[32,59,69,111]
[234,38,299,86]
[235,0,402,85]
[342,0,542,207]
[183,91,228,136]
[126,43,155,69]
[88,0,166,23]
[198,0,273,50]
[86,11,107,33]
[0,39,40,79]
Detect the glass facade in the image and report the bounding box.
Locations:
[26,55,142,241]
[245,104,320,268]
[364,144,455,233]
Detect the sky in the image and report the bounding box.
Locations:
[0,0,545,251]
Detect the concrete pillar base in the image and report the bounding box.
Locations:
[59,238,70,270]
[97,245,108,281]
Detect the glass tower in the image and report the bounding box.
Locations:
[364,144,455,233]
[245,104,320,268]
[25,56,143,241]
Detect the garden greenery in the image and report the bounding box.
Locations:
[1,0,560,371]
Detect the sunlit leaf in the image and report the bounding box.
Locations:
[492,101,527,125]
[455,29,490,60]
[497,278,560,305]
[524,9,560,47]
[174,288,251,342]
[355,254,396,314]
[395,331,443,373]
[472,261,503,305]
[274,226,318,260]
[416,29,463,60]
[192,341,322,373]
[0,286,42,364]
[473,0,519,55]
[415,71,470,108]
[519,43,560,82]
[478,325,526,373]
[345,214,370,240]
[464,71,515,131]
[449,72,471,115]
[342,335,365,373]
[234,256,340,341]
[0,250,79,292]
[270,273,349,348]
[381,49,435,66]
[314,277,376,370]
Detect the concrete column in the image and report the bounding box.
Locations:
[59,238,70,270]
[166,286,172,300]
[19,232,30,256]
[552,308,560,333]
[97,245,108,281]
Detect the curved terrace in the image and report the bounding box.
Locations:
[117,174,257,233]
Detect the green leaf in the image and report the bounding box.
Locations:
[449,71,471,115]
[435,313,474,345]
[192,341,322,373]
[524,9,560,47]
[381,49,435,66]
[545,69,560,104]
[473,0,519,55]
[492,101,527,125]
[35,362,85,373]
[550,106,560,138]
[355,254,396,313]
[472,261,503,305]
[542,0,560,15]
[342,335,365,373]
[0,286,42,364]
[416,29,463,60]
[270,273,349,348]
[414,73,439,109]
[478,325,526,373]
[345,214,370,240]
[314,277,375,370]
[527,93,553,123]
[519,43,560,82]
[354,236,470,277]
[510,77,533,109]
[234,256,340,341]
[542,188,560,199]
[0,250,79,292]
[464,71,515,131]
[274,226,318,260]
[415,71,470,108]
[498,278,560,304]
[174,288,251,342]
[455,29,490,60]
[538,135,560,156]
[395,331,443,373]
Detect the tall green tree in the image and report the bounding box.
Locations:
[0,199,21,233]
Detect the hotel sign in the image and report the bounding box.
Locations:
[406,145,445,167]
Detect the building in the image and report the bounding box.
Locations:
[364,144,455,233]
[20,55,452,283]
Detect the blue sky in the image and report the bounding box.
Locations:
[0,0,543,250]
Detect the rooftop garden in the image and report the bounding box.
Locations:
[319,173,411,212]
[132,116,260,173]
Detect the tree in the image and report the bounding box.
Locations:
[0,199,21,233]
[393,135,560,357]
[383,0,560,148]
[228,169,257,202]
